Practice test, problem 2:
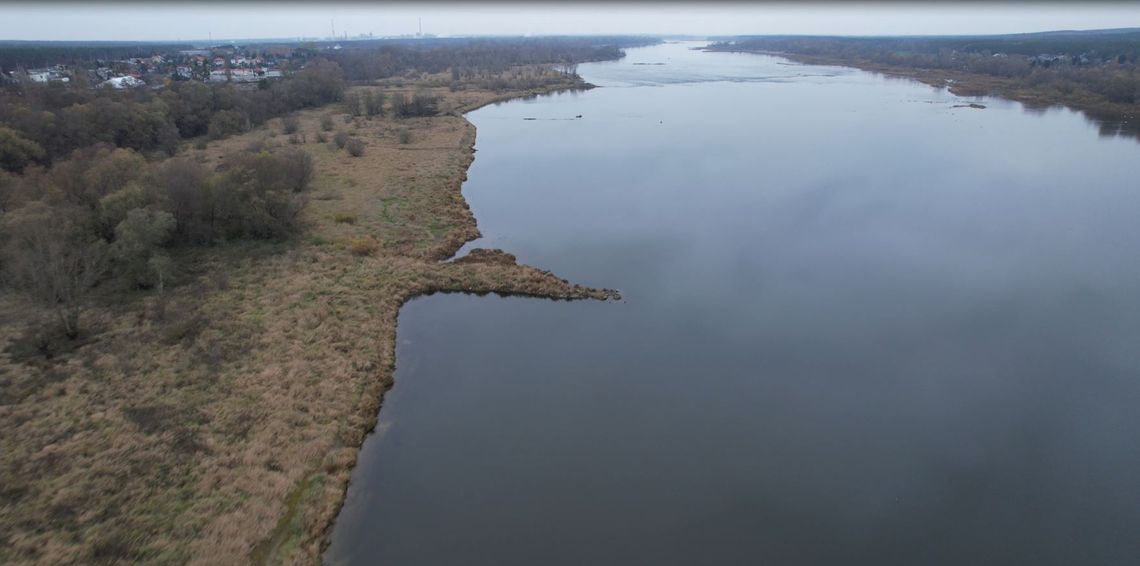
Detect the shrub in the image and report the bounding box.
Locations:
[333,131,350,149]
[281,115,300,134]
[396,128,412,144]
[390,93,407,117]
[277,148,315,192]
[207,110,250,140]
[192,150,311,240]
[390,91,440,118]
[111,208,176,288]
[315,132,328,143]
[345,235,378,256]
[343,91,362,117]
[320,114,335,131]
[246,138,270,153]
[363,91,384,117]
[410,92,440,116]
[345,137,365,157]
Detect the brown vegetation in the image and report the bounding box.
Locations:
[0,72,611,565]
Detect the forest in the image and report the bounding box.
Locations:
[325,35,656,81]
[0,41,194,73]
[0,36,647,344]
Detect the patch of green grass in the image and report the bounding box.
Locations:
[249,472,327,565]
[380,196,407,224]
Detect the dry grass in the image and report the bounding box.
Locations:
[0,72,610,565]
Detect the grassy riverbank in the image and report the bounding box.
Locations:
[0,71,614,564]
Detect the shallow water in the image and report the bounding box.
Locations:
[326,42,1140,565]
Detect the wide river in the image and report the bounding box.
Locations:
[326,42,1140,565]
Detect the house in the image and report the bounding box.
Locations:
[100,75,145,89]
[26,68,70,83]
[1028,54,1066,67]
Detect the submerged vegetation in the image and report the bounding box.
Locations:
[0,37,629,564]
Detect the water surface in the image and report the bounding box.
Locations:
[327,42,1140,565]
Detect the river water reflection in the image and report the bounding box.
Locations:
[326,42,1140,565]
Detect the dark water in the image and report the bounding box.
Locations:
[326,43,1140,565]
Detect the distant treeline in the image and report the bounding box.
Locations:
[326,36,658,81]
[0,59,346,169]
[0,36,652,171]
[711,30,1140,106]
[0,42,194,73]
[715,29,1140,61]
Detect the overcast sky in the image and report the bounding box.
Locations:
[0,2,1137,42]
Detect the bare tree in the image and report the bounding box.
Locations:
[2,202,107,338]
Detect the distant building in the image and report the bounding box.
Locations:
[210,67,282,83]
[1029,54,1067,66]
[100,75,145,89]
[25,67,70,83]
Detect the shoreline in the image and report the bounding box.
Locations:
[708,47,1139,138]
[280,79,617,564]
[0,71,617,565]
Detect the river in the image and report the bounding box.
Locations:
[326,42,1140,565]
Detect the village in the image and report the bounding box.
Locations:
[0,43,306,89]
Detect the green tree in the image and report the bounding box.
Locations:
[111,208,176,288]
[0,126,46,174]
[207,110,250,140]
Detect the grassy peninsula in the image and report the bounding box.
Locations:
[0,39,638,564]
